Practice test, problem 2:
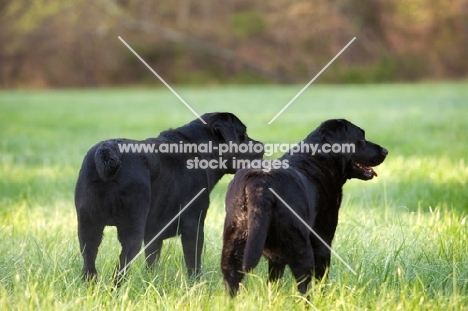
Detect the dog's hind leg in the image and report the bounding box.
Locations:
[78,218,106,281]
[290,259,314,294]
[115,198,149,281]
[289,236,315,294]
[143,236,163,267]
[268,260,286,282]
[115,221,146,280]
[181,225,205,278]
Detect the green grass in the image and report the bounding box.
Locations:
[0,83,467,310]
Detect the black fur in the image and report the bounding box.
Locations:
[221,119,388,296]
[75,112,263,281]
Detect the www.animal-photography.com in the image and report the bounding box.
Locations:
[1,1,467,310]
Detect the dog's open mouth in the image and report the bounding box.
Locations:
[354,162,378,178]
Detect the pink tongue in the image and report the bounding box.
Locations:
[361,163,378,177]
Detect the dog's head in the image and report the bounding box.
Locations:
[318,119,388,180]
[202,112,264,172]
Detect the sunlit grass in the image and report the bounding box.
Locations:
[0,83,467,310]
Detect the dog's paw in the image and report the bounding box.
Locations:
[82,270,98,282]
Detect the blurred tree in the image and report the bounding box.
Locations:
[0,0,466,87]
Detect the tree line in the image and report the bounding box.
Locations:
[1,0,467,87]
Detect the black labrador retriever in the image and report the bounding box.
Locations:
[75,112,263,281]
[221,119,388,296]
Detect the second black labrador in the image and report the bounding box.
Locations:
[221,119,388,296]
[75,112,263,281]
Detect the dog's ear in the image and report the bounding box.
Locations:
[319,119,349,143]
[209,113,245,143]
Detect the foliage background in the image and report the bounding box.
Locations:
[1,0,468,87]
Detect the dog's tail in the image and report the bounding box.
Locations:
[94,141,122,181]
[242,173,273,273]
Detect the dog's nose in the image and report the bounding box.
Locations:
[381,148,388,156]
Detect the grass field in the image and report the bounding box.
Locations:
[0,83,467,310]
